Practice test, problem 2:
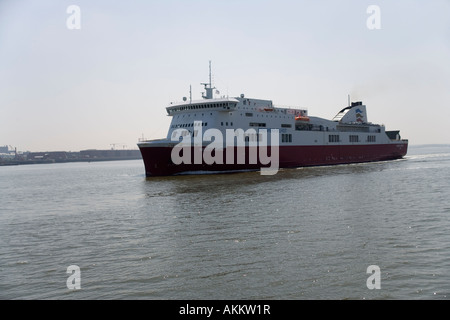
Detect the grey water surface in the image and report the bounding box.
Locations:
[1,145,449,299]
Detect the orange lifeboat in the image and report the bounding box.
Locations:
[295,115,310,121]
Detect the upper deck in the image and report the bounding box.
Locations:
[166,96,307,118]
[166,98,240,115]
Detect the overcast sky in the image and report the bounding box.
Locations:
[1,0,449,151]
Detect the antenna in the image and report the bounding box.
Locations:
[201,60,215,99]
[348,94,350,107]
[209,60,212,88]
[190,84,192,103]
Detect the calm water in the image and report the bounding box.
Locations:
[1,145,449,300]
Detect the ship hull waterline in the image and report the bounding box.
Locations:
[138,143,408,177]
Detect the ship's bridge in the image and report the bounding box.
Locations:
[166,98,239,116]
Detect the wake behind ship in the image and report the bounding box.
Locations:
[138,64,408,176]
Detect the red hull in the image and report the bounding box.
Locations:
[138,143,408,176]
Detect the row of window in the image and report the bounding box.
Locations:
[249,122,267,127]
[244,133,263,142]
[281,134,293,143]
[171,122,291,129]
[172,131,378,144]
[296,124,327,131]
[329,135,378,143]
[175,130,191,137]
[174,111,293,121]
[170,121,292,129]
[176,113,213,118]
[329,135,340,143]
[168,103,235,113]
[171,122,208,129]
[172,131,264,142]
[245,112,293,119]
[171,130,201,138]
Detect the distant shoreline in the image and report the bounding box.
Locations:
[2,144,449,167]
[0,149,142,166]
[0,157,142,166]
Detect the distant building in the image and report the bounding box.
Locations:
[27,152,68,162]
[2,148,141,165]
[0,145,16,160]
[0,145,12,153]
[79,149,141,160]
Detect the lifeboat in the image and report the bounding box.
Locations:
[295,115,310,121]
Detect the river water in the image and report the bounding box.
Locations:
[1,144,449,299]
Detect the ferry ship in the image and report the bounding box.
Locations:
[138,63,408,176]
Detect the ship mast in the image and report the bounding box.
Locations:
[201,60,215,99]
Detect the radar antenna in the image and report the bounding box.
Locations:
[201,60,215,99]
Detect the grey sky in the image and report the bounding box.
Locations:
[1,0,449,151]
